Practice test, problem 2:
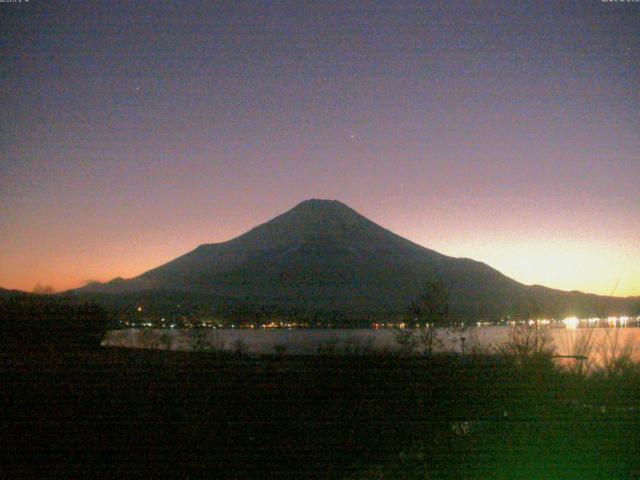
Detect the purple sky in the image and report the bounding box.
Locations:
[1,1,638,296]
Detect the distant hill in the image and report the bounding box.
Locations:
[0,287,28,298]
[75,199,638,320]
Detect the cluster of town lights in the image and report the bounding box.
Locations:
[125,306,639,330]
[562,316,634,330]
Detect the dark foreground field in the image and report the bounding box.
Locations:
[2,347,640,479]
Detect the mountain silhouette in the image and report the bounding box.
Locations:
[76,199,637,319]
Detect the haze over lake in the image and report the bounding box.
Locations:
[104,321,640,366]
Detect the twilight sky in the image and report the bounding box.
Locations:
[1,0,638,296]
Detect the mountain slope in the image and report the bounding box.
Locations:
[76,199,637,319]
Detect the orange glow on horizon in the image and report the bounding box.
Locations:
[432,240,639,298]
[1,219,638,298]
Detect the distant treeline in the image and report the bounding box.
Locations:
[0,294,114,350]
[79,289,640,324]
[105,295,397,328]
[1,290,638,347]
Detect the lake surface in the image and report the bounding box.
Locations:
[103,324,640,366]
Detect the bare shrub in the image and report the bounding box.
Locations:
[343,336,375,356]
[139,328,160,350]
[187,328,208,352]
[466,330,491,356]
[597,329,638,378]
[417,326,443,356]
[495,323,556,366]
[181,328,225,353]
[393,328,417,356]
[565,327,597,375]
[207,329,226,353]
[446,325,468,354]
[394,326,446,357]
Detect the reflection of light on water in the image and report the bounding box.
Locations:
[563,316,579,330]
[605,316,629,327]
